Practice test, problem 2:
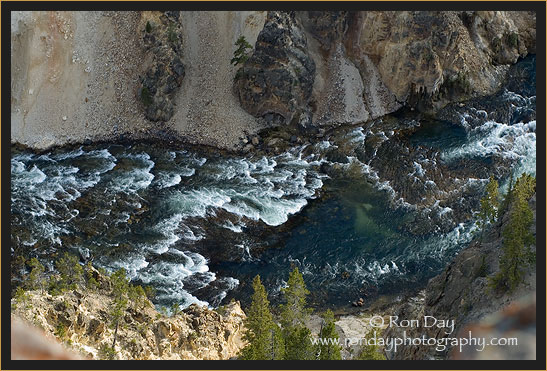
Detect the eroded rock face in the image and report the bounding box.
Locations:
[384,194,536,360]
[11,277,247,360]
[235,10,535,130]
[139,11,185,122]
[234,11,316,126]
[344,11,536,111]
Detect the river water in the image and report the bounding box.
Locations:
[10,66,536,311]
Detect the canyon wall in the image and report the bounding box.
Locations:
[11,11,535,150]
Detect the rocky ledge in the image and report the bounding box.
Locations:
[11,268,247,360]
[384,193,536,360]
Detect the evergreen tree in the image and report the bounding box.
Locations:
[283,326,317,360]
[55,252,84,291]
[490,173,536,292]
[231,35,252,66]
[356,329,386,360]
[279,267,311,329]
[28,257,45,293]
[318,309,342,360]
[279,267,316,360]
[109,268,130,352]
[477,176,500,239]
[240,275,285,360]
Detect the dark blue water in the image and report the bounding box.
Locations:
[10,82,536,310]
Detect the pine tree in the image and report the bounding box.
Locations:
[279,267,316,360]
[231,35,252,66]
[279,267,311,329]
[28,257,45,293]
[318,309,342,360]
[477,176,500,239]
[356,329,386,360]
[489,173,536,292]
[283,326,317,360]
[55,252,84,291]
[240,275,285,360]
[109,268,130,353]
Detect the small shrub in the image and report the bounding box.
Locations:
[506,32,518,48]
[145,21,152,33]
[167,22,177,43]
[140,87,153,107]
[12,286,30,310]
[99,343,116,360]
[55,323,67,340]
[231,35,253,66]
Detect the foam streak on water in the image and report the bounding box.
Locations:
[11,144,324,309]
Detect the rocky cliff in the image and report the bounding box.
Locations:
[11,271,247,360]
[11,10,535,150]
[384,193,536,360]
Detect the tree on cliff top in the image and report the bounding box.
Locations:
[489,173,536,292]
[108,268,131,355]
[477,176,500,240]
[240,275,284,360]
[279,267,316,360]
[279,267,311,329]
[356,329,386,360]
[317,309,342,360]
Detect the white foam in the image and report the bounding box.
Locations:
[155,172,182,189]
[110,153,155,193]
[442,120,536,164]
[222,220,244,233]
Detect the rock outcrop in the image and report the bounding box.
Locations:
[11,10,536,150]
[384,193,536,360]
[234,11,316,126]
[12,284,247,360]
[343,11,535,111]
[10,11,267,150]
[233,10,535,129]
[139,11,185,122]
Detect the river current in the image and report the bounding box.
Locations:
[11,81,536,311]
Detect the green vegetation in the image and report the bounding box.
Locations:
[12,286,30,311]
[506,32,519,48]
[231,35,253,66]
[279,267,311,329]
[167,22,177,43]
[55,252,84,292]
[55,322,67,341]
[145,21,152,33]
[170,303,181,316]
[239,267,346,360]
[240,275,285,360]
[318,310,342,360]
[477,176,500,239]
[356,329,386,360]
[109,268,130,350]
[280,267,315,360]
[28,257,45,293]
[489,173,536,292]
[99,343,116,360]
[140,87,153,107]
[12,251,156,361]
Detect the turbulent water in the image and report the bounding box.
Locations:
[11,82,536,310]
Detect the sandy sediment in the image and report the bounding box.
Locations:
[168,11,267,149]
[10,11,266,151]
